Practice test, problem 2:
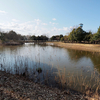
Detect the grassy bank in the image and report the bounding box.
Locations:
[0,70,89,100]
[0,69,99,99]
[47,41,100,53]
[0,40,24,45]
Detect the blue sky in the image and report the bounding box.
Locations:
[0,0,100,37]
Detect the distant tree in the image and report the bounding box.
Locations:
[0,30,24,42]
[83,31,93,41]
[61,37,64,41]
[30,35,48,40]
[68,27,86,42]
[16,34,24,40]
[89,27,100,42]
[50,35,60,41]
[36,36,40,40]
[64,35,69,41]
[7,30,18,40]
[91,26,100,41]
[0,32,5,41]
[59,34,63,40]
[97,26,100,36]
[68,28,76,41]
[30,35,37,40]
[50,36,56,40]
[61,35,68,41]
[75,27,85,41]
[40,35,48,40]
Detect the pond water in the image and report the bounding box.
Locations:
[0,43,100,93]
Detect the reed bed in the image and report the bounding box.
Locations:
[1,43,100,97]
[1,56,100,95]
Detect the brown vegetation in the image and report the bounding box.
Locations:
[47,41,100,53]
[0,70,88,100]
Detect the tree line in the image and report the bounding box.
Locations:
[1,25,100,44]
[50,26,100,43]
[0,30,24,43]
[30,35,48,41]
[0,30,49,43]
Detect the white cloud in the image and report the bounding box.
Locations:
[35,26,38,30]
[51,26,76,33]
[34,19,40,22]
[42,23,47,25]
[34,19,41,25]
[12,19,19,22]
[51,27,58,31]
[63,27,69,31]
[49,22,58,26]
[52,23,58,25]
[0,18,76,37]
[0,19,50,36]
[0,10,7,14]
[62,26,77,31]
[52,18,56,21]
[58,28,62,31]
[69,26,78,31]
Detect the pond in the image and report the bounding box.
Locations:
[0,43,100,93]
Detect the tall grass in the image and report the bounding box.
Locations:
[54,66,100,95]
[1,43,100,96]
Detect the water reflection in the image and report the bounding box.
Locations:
[0,43,100,93]
[67,49,100,72]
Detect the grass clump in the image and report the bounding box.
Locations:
[36,67,42,73]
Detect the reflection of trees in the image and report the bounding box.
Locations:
[66,49,86,61]
[0,45,24,52]
[67,49,100,72]
[89,53,100,72]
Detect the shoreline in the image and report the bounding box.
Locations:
[47,41,100,53]
[0,42,100,99]
[0,70,87,100]
[0,42,24,46]
[0,70,99,99]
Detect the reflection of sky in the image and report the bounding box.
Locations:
[1,43,100,92]
[0,44,97,74]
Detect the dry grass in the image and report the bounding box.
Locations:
[47,41,100,53]
[1,42,100,98]
[54,66,100,97]
[0,40,2,44]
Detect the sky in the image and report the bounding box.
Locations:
[0,0,100,37]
